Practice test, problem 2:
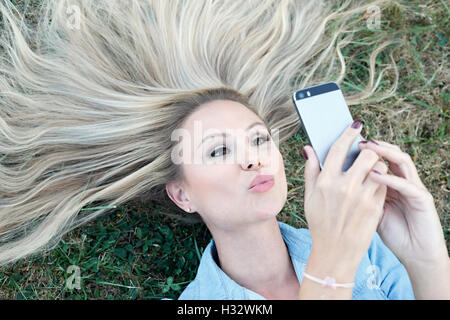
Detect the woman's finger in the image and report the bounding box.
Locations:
[365,139,398,150]
[358,140,423,186]
[363,159,388,187]
[346,148,380,185]
[368,169,425,199]
[356,160,388,230]
[303,145,320,200]
[359,160,388,211]
[372,181,387,227]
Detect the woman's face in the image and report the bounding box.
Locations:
[166,99,287,232]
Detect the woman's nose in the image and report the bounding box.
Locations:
[243,160,262,170]
[239,136,264,170]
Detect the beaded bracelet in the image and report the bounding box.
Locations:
[303,272,355,290]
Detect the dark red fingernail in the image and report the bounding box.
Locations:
[372,170,381,175]
[359,140,368,145]
[302,147,308,160]
[369,139,379,145]
[351,120,362,129]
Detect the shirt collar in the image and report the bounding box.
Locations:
[197,221,311,299]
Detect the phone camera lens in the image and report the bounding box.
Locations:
[299,92,305,99]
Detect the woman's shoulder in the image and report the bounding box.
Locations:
[277,221,312,244]
[177,239,231,300]
[353,232,415,299]
[365,231,402,266]
[178,278,200,300]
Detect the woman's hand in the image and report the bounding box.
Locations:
[302,120,388,277]
[358,139,449,267]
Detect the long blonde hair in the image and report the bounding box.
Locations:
[0,0,398,267]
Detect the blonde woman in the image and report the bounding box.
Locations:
[0,0,448,300]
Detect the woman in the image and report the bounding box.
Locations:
[169,96,449,299]
[0,0,448,299]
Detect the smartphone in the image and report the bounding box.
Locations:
[292,82,362,172]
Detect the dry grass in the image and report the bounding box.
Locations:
[280,0,449,250]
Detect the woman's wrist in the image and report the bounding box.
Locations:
[299,248,359,300]
[403,255,450,276]
[400,246,450,272]
[403,256,450,300]
[305,247,359,284]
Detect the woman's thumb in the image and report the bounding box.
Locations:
[303,145,320,198]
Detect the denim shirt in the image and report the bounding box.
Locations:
[178,221,415,300]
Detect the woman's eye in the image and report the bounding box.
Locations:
[254,134,270,146]
[209,134,270,158]
[210,146,227,158]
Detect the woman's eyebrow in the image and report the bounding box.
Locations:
[197,122,266,149]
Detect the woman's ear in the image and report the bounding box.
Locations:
[166,182,192,212]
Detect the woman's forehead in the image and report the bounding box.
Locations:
[182,100,263,131]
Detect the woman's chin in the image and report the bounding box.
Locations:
[252,205,282,222]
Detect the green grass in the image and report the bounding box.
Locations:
[1,202,212,299]
[0,0,448,299]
